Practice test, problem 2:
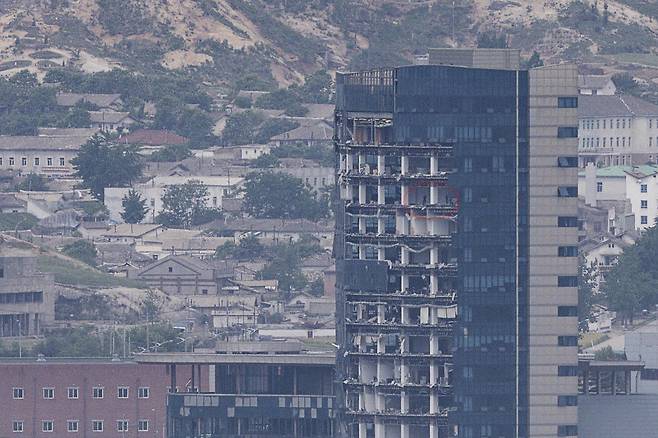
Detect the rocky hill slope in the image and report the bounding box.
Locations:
[1,0,658,89]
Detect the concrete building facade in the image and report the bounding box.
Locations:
[0,251,55,337]
[334,52,579,438]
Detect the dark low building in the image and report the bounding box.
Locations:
[137,340,336,438]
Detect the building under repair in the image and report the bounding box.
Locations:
[334,49,579,438]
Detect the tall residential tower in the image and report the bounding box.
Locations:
[334,49,579,438]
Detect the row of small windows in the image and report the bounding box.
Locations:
[12,386,149,400]
[0,157,66,167]
[557,127,578,138]
[558,246,578,257]
[0,291,43,304]
[581,137,632,148]
[557,97,578,108]
[581,118,632,130]
[558,425,578,437]
[558,276,578,287]
[558,336,578,347]
[10,419,149,433]
[557,186,578,197]
[557,156,578,168]
[558,216,578,227]
[557,395,578,406]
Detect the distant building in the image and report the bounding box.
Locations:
[104,175,244,223]
[89,111,136,133]
[0,135,92,176]
[0,357,198,438]
[578,163,658,230]
[100,223,164,244]
[0,194,27,213]
[56,93,123,109]
[128,254,233,296]
[0,249,55,337]
[203,218,333,246]
[577,75,617,96]
[118,129,189,155]
[275,159,334,192]
[270,120,333,147]
[578,94,658,167]
[206,145,272,161]
[137,340,336,438]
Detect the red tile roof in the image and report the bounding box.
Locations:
[119,129,189,146]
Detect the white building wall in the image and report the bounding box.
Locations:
[0,150,78,175]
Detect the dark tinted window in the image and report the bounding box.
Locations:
[558,395,578,406]
[558,425,578,437]
[558,276,578,287]
[557,156,578,168]
[558,216,578,227]
[557,127,578,138]
[558,336,578,346]
[558,306,578,317]
[558,97,578,108]
[558,186,578,197]
[558,246,578,257]
[558,366,578,376]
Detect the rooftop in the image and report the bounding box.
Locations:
[102,223,163,238]
[88,111,133,124]
[135,351,335,366]
[204,218,333,233]
[271,121,333,142]
[0,135,90,151]
[578,164,658,178]
[56,93,122,108]
[578,74,613,90]
[37,127,100,138]
[579,94,658,118]
[118,129,189,146]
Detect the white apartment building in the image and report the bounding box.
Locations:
[578,163,658,230]
[578,94,658,167]
[0,135,92,176]
[104,175,244,223]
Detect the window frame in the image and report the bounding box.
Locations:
[92,387,104,399]
[12,387,24,400]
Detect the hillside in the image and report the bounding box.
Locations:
[1,0,658,91]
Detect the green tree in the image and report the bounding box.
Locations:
[149,144,192,162]
[15,173,48,191]
[57,106,91,128]
[579,256,597,321]
[72,134,143,200]
[524,51,544,69]
[250,153,280,168]
[299,69,333,103]
[612,73,638,93]
[476,31,508,48]
[62,240,98,266]
[259,243,307,295]
[222,111,265,145]
[120,189,149,224]
[157,180,221,228]
[242,171,329,220]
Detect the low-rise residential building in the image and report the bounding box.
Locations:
[118,129,189,155]
[578,94,658,167]
[0,357,198,438]
[56,93,123,109]
[89,111,136,133]
[0,249,55,337]
[205,145,272,161]
[104,176,244,223]
[101,223,164,244]
[203,218,334,246]
[275,159,334,192]
[0,194,27,213]
[578,75,616,96]
[128,255,233,296]
[0,135,91,176]
[270,120,333,147]
[579,163,658,230]
[137,340,336,438]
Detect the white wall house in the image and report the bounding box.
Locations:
[104,176,244,223]
[578,75,616,96]
[578,94,658,167]
[579,163,658,230]
[0,135,92,176]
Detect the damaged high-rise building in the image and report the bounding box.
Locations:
[334,49,579,438]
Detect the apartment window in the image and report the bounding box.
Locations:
[138,387,150,399]
[0,157,2,165]
[558,97,578,108]
[9,157,14,166]
[67,420,79,433]
[43,387,54,399]
[13,421,24,433]
[212,196,217,207]
[42,421,54,433]
[463,187,472,203]
[168,266,173,272]
[558,246,578,257]
[558,216,578,227]
[117,420,129,432]
[558,306,578,317]
[558,276,578,287]
[47,157,52,166]
[558,425,578,437]
[59,158,65,166]
[558,365,578,376]
[616,119,620,128]
[34,157,39,166]
[21,157,26,166]
[558,396,578,407]
[92,421,103,432]
[67,387,79,399]
[557,156,578,168]
[596,120,600,129]
[557,186,578,197]
[464,248,472,263]
[622,137,626,147]
[557,127,578,138]
[138,420,149,432]
[596,182,603,192]
[641,184,648,193]
[652,119,654,129]
[92,387,104,399]
[603,119,607,129]
[652,137,654,148]
[13,387,24,399]
[642,200,648,209]
[603,137,607,147]
[641,216,648,225]
[616,137,619,147]
[558,336,578,347]
[117,386,129,399]
[464,157,473,173]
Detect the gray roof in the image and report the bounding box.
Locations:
[56,93,122,108]
[88,111,133,124]
[579,94,658,118]
[271,121,333,142]
[578,75,613,90]
[204,218,333,233]
[579,394,658,438]
[0,136,90,151]
[0,194,26,209]
[37,127,100,138]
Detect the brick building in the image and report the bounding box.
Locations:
[0,358,201,437]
